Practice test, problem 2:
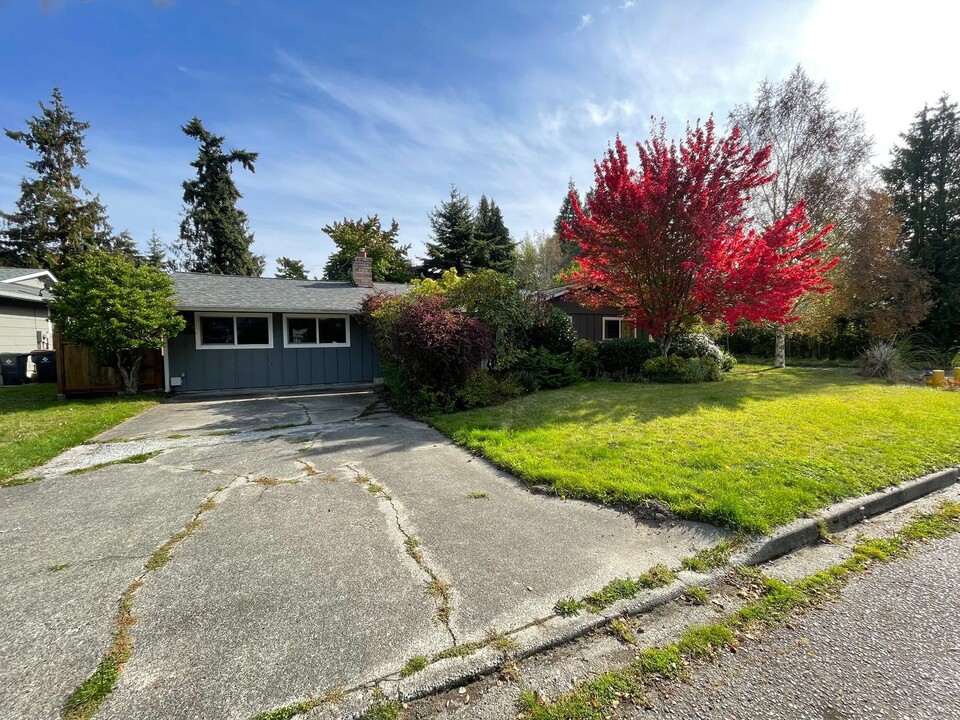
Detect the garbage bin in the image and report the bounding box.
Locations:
[0,353,29,385]
[30,350,57,383]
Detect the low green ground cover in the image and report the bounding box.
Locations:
[0,384,157,483]
[433,366,960,533]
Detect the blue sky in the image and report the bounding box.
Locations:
[0,0,957,276]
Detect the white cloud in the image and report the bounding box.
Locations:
[578,14,592,30]
[621,1,635,9]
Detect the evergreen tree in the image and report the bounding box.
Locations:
[473,194,516,274]
[322,215,412,282]
[0,88,124,268]
[275,256,309,279]
[882,95,960,344]
[420,186,478,277]
[554,179,583,265]
[145,231,167,268]
[175,117,261,276]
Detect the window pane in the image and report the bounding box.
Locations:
[620,320,634,339]
[236,317,270,345]
[287,317,317,344]
[603,319,621,340]
[317,317,347,344]
[200,316,234,345]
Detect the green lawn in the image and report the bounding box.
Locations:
[433,367,960,533]
[0,384,158,483]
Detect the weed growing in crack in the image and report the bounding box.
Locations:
[500,660,523,683]
[400,655,428,678]
[367,483,385,494]
[682,586,710,606]
[554,597,583,617]
[466,491,488,499]
[1,475,43,488]
[253,477,301,487]
[250,698,321,720]
[49,562,70,572]
[361,701,403,720]
[66,451,163,476]
[485,629,518,654]
[681,540,738,572]
[608,618,637,644]
[297,460,320,476]
[404,537,424,564]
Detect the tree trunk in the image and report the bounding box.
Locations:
[774,325,786,368]
[116,351,142,395]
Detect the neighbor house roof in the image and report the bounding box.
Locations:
[170,272,408,314]
[0,267,57,304]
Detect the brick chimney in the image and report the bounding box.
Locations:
[351,249,373,287]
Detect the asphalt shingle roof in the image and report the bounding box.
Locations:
[0,282,47,303]
[170,272,408,313]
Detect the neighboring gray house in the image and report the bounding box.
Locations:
[544,286,650,342]
[166,254,406,393]
[0,267,56,355]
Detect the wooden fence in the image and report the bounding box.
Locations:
[55,334,164,397]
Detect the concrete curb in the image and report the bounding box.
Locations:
[385,467,959,710]
[733,467,959,567]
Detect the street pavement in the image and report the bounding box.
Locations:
[622,533,960,720]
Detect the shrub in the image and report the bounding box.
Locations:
[363,294,493,414]
[671,333,725,366]
[643,356,721,383]
[597,338,660,380]
[859,340,905,381]
[525,302,578,355]
[459,370,523,409]
[572,339,600,379]
[721,352,738,372]
[508,347,581,392]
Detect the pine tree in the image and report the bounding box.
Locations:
[275,256,309,279]
[145,231,167,268]
[882,95,960,344]
[0,88,123,269]
[554,179,583,265]
[175,117,261,276]
[420,186,478,277]
[473,195,516,274]
[322,215,412,282]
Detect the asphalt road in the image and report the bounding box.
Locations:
[624,533,960,720]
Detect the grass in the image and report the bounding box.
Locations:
[0,384,157,483]
[433,366,960,533]
[66,450,162,475]
[519,501,960,719]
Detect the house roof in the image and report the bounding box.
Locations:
[0,281,48,304]
[0,267,58,284]
[170,272,408,314]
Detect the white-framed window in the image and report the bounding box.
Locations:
[195,313,274,349]
[282,314,351,348]
[602,316,637,340]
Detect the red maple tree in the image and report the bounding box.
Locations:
[562,118,837,357]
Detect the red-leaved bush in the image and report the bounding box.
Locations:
[362,293,493,414]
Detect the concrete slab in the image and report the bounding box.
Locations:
[98,477,448,720]
[0,463,225,720]
[302,417,728,643]
[95,390,375,441]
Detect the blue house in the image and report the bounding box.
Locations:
[165,253,405,393]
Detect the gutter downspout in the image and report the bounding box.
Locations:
[163,337,171,394]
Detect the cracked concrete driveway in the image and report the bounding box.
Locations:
[1,390,728,720]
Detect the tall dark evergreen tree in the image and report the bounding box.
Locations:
[882,95,960,344]
[420,186,478,277]
[0,88,126,268]
[175,117,261,276]
[275,256,309,279]
[473,194,516,274]
[322,215,412,282]
[554,179,583,265]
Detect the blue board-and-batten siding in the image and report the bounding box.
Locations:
[166,311,380,392]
